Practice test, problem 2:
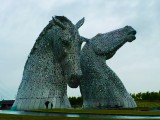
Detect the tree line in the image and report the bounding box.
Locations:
[69,91,160,107]
[131,91,160,101]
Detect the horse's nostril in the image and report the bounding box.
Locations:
[128,30,136,35]
[132,30,136,35]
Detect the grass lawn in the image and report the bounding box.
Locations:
[136,100,160,107]
[0,113,159,120]
[31,108,160,115]
[0,114,67,120]
[1,101,160,120]
[29,101,160,116]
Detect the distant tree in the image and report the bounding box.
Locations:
[69,96,83,108]
[70,91,160,107]
[131,91,160,101]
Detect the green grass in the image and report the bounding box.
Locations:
[31,108,160,115]
[1,101,160,120]
[30,101,160,115]
[0,113,159,120]
[0,114,67,120]
[136,100,160,107]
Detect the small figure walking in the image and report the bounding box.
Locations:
[51,103,53,109]
[45,101,50,109]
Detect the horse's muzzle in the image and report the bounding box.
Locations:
[127,30,136,42]
[67,71,82,88]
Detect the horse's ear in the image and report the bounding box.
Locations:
[52,16,66,30]
[75,17,85,29]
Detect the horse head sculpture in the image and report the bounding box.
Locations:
[80,26,137,108]
[12,16,85,110]
[91,26,136,59]
[51,16,85,88]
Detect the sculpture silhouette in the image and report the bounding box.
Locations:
[12,16,85,110]
[80,26,137,108]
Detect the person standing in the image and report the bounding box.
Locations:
[45,101,49,109]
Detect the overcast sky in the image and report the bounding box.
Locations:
[0,0,160,100]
